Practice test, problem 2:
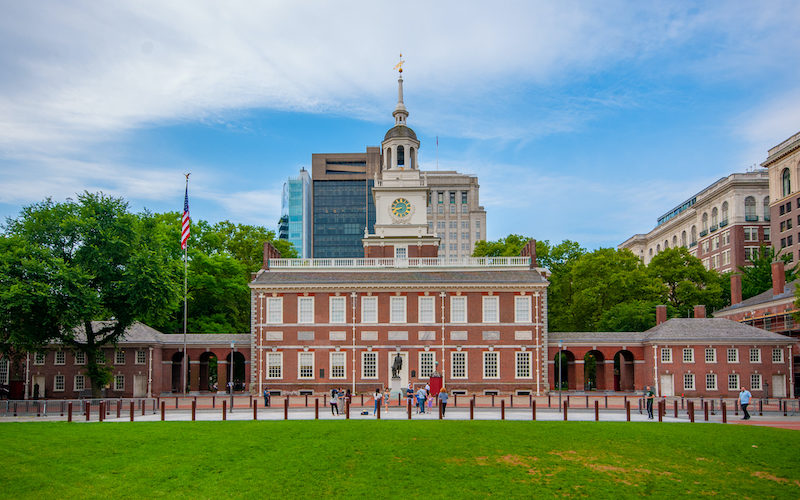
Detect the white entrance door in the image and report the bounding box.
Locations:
[772,375,787,398]
[32,375,46,398]
[659,374,674,397]
[133,375,147,397]
[387,352,409,396]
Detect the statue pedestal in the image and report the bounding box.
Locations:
[390,377,402,399]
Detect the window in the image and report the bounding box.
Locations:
[390,296,406,323]
[462,232,468,240]
[721,201,729,223]
[482,296,499,323]
[418,296,435,324]
[745,247,759,261]
[74,375,86,392]
[298,352,314,379]
[728,374,740,391]
[515,351,532,379]
[711,207,718,227]
[745,196,757,220]
[395,247,407,259]
[712,236,719,250]
[362,352,377,379]
[136,350,146,365]
[721,231,730,246]
[267,353,283,379]
[706,373,717,391]
[683,348,694,363]
[764,227,771,240]
[34,352,45,365]
[438,206,444,214]
[75,351,86,365]
[727,348,739,363]
[55,351,65,365]
[361,296,377,323]
[115,350,125,365]
[0,358,8,386]
[702,212,708,231]
[113,374,124,391]
[451,352,467,379]
[330,352,346,379]
[661,348,672,363]
[298,297,314,324]
[450,296,467,323]
[266,297,283,324]
[461,191,467,204]
[419,352,436,377]
[705,348,716,363]
[749,348,761,363]
[772,348,784,363]
[683,373,695,391]
[751,374,762,391]
[54,374,65,392]
[476,232,481,240]
[438,192,443,204]
[702,241,710,253]
[514,296,531,323]
[449,232,457,239]
[721,250,730,266]
[483,351,499,379]
[782,168,791,197]
[329,296,346,324]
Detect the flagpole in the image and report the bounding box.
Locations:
[182,173,190,395]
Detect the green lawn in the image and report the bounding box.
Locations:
[1,421,798,498]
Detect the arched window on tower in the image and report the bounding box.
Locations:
[397,145,405,167]
[745,196,756,221]
[782,168,791,197]
[721,201,728,224]
[410,147,415,169]
[386,148,393,169]
[763,196,770,221]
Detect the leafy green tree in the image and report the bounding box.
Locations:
[2,193,181,395]
[597,300,659,332]
[646,247,729,316]
[740,245,796,300]
[472,234,531,257]
[537,240,586,332]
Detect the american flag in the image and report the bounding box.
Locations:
[181,184,190,250]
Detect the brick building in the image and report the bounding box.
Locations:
[764,130,800,265]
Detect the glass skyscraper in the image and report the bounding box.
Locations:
[313,179,376,258]
[279,168,311,258]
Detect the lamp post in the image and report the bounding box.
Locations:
[558,341,563,413]
[229,341,235,413]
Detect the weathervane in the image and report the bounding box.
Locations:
[393,53,404,74]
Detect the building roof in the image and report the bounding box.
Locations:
[384,125,417,141]
[714,281,797,315]
[643,318,793,343]
[71,322,249,346]
[252,269,546,286]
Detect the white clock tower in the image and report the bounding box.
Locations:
[362,65,440,259]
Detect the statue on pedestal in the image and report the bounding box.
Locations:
[391,353,403,379]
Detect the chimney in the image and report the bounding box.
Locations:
[730,274,742,305]
[656,305,667,325]
[520,239,538,268]
[772,260,786,296]
[693,305,706,319]
[262,241,282,270]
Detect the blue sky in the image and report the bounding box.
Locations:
[1,1,799,248]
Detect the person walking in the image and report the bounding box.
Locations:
[645,385,655,420]
[739,387,752,420]
[373,388,383,416]
[438,388,449,417]
[417,386,427,414]
[330,388,339,416]
[263,387,270,407]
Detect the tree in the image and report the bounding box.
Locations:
[597,300,660,332]
[647,247,729,316]
[2,193,181,395]
[740,245,796,300]
[537,240,586,332]
[472,234,531,257]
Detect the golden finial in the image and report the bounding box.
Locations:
[393,53,404,73]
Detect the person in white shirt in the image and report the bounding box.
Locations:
[373,388,383,415]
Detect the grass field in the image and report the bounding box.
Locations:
[1,421,799,498]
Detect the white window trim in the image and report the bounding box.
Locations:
[728,374,740,391]
[750,373,763,391]
[74,374,86,392]
[450,351,468,379]
[329,352,347,380]
[361,351,378,379]
[54,351,65,366]
[298,352,315,380]
[115,350,125,365]
[75,351,86,365]
[114,374,125,391]
[329,296,346,324]
[297,296,315,324]
[682,348,694,363]
[418,351,437,378]
[660,348,672,363]
[266,352,283,379]
[135,350,146,365]
[705,348,717,363]
[515,351,532,379]
[390,296,407,324]
[54,374,65,392]
[482,351,500,379]
[706,373,717,391]
[482,296,499,324]
[683,373,695,391]
[749,348,761,363]
[727,348,739,363]
[361,296,378,324]
[266,297,283,324]
[418,296,436,324]
[772,348,785,363]
[33,352,45,365]
[450,296,467,324]
[514,296,532,323]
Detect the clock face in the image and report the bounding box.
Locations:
[391,198,412,217]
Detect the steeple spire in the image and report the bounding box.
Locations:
[392,54,408,126]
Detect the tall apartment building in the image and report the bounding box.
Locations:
[279,168,311,258]
[619,171,771,273]
[424,171,486,259]
[764,130,800,266]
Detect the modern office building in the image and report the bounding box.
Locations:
[619,171,771,273]
[424,171,487,260]
[764,130,800,266]
[279,168,311,258]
